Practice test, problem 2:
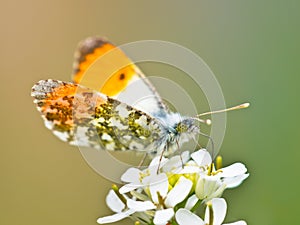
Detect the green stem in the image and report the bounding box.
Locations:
[208,203,214,225]
[112,184,127,204]
[190,199,202,212]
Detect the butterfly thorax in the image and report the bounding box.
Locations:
[151,113,200,156]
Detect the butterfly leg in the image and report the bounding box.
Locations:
[198,132,215,159]
[138,153,148,168]
[156,143,168,174]
[175,139,184,169]
[193,137,203,150]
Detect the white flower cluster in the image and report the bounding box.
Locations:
[97,149,249,225]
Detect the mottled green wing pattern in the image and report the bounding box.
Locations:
[31,79,163,153]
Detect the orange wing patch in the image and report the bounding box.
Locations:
[31,79,164,152]
[31,79,108,141]
[35,81,76,132]
[73,40,115,84]
[100,66,137,96]
[73,37,137,97]
[72,37,169,117]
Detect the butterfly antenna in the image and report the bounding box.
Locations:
[197,102,250,117]
[199,132,215,160]
[192,117,212,126]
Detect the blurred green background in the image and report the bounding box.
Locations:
[1,1,299,224]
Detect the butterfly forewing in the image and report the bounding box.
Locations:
[72,37,169,117]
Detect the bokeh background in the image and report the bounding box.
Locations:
[1,1,299,224]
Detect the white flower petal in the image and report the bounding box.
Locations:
[97,209,135,224]
[144,173,169,204]
[162,155,183,172]
[130,190,150,201]
[223,221,247,225]
[205,198,227,225]
[165,176,193,208]
[119,183,144,194]
[148,156,168,174]
[121,167,141,183]
[185,160,198,166]
[162,151,190,173]
[175,208,205,225]
[153,208,174,225]
[209,183,226,200]
[177,165,200,174]
[181,151,191,162]
[127,199,156,211]
[185,194,199,210]
[219,163,247,178]
[196,176,223,200]
[191,149,212,166]
[204,177,220,194]
[195,177,205,199]
[223,174,249,188]
[105,190,125,213]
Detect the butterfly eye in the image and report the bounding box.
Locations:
[176,123,188,133]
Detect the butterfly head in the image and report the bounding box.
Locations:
[175,118,200,135]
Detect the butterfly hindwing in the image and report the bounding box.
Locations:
[31,79,163,152]
[72,37,169,117]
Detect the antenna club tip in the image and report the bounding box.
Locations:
[241,102,250,108]
[206,119,212,125]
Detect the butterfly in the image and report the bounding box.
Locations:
[32,37,247,158]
